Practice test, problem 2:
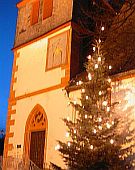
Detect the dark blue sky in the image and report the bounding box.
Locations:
[0,1,19,130]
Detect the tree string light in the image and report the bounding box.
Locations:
[90,145,93,150]
[88,73,92,80]
[99,91,102,95]
[107,107,110,112]
[106,122,111,129]
[109,65,112,70]
[95,64,98,69]
[81,88,85,93]
[102,101,108,106]
[93,46,96,51]
[86,96,89,100]
[74,129,77,134]
[87,55,91,60]
[93,129,97,134]
[67,116,70,121]
[112,121,114,125]
[79,80,83,85]
[98,57,101,62]
[55,144,60,150]
[66,132,70,138]
[68,142,71,147]
[110,139,114,144]
[98,117,102,122]
[101,26,105,31]
[85,114,88,119]
[99,125,102,130]
[108,78,111,83]
[74,100,77,105]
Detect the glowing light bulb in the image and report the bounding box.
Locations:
[106,123,111,129]
[74,129,77,134]
[93,46,96,51]
[55,144,60,150]
[68,101,70,106]
[112,121,114,125]
[110,139,114,144]
[99,91,102,95]
[90,115,92,119]
[74,100,77,105]
[98,57,101,62]
[90,145,93,150]
[67,116,70,121]
[78,80,82,85]
[99,39,101,43]
[103,101,108,106]
[85,114,88,119]
[86,96,89,100]
[95,64,98,69]
[99,126,102,130]
[66,132,70,137]
[76,82,79,85]
[98,117,102,122]
[88,73,92,80]
[119,155,122,158]
[82,89,85,93]
[93,129,97,134]
[107,107,110,112]
[108,78,111,83]
[101,26,105,31]
[68,142,71,147]
[109,65,112,70]
[87,55,91,60]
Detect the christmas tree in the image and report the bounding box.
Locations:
[54,30,135,170]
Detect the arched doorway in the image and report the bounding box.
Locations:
[24,104,48,169]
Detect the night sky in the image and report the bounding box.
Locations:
[0,1,19,130]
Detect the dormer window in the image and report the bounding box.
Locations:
[43,0,53,20]
[31,0,40,25]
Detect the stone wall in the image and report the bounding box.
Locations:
[14,0,73,47]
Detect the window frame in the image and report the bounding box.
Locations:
[43,0,53,20]
[31,0,40,25]
[45,31,69,71]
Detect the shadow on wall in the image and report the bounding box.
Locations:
[112,81,135,161]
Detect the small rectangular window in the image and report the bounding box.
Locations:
[43,0,53,20]
[31,0,40,25]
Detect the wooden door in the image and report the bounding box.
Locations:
[30,131,45,169]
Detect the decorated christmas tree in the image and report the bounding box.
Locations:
[54,30,135,170]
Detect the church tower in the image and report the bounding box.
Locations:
[4,0,74,168]
[4,0,115,169]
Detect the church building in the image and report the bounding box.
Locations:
[4,0,135,169]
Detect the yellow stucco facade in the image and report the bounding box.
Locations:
[4,24,74,168]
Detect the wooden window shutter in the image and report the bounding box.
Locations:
[43,0,53,20]
[31,0,40,25]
